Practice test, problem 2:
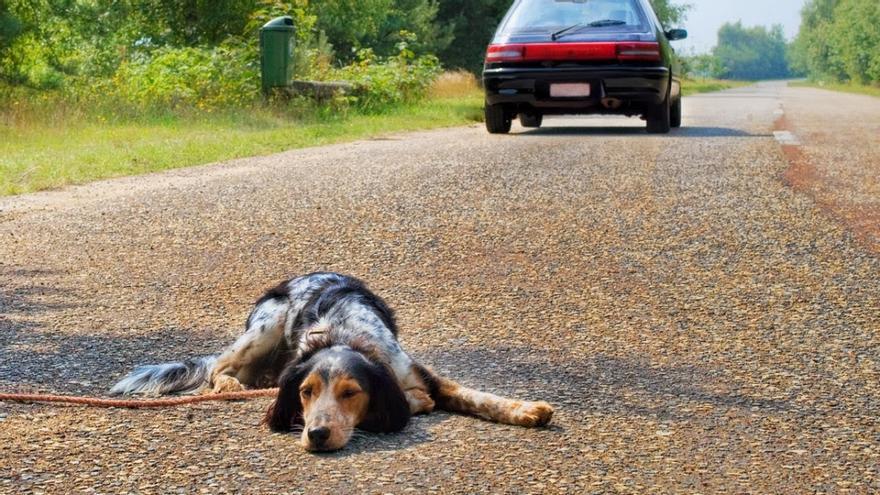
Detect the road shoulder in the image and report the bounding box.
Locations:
[777,84,880,254]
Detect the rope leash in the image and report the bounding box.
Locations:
[0,388,279,408]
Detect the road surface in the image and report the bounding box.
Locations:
[1,81,878,494]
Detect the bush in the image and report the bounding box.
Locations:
[0,0,447,114]
[332,37,441,111]
[107,43,259,109]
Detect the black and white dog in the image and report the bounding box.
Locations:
[111,272,553,451]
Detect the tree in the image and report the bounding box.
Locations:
[712,22,790,80]
[789,0,845,81]
[791,0,880,84]
[435,0,511,73]
[827,0,880,83]
[309,0,450,61]
[649,0,690,28]
[0,2,22,50]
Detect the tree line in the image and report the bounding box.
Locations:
[685,22,791,81]
[687,0,879,84]
[790,0,880,84]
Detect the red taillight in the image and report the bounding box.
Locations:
[615,42,662,61]
[486,44,526,62]
[521,43,618,61]
[485,42,662,63]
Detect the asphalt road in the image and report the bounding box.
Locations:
[1,81,878,494]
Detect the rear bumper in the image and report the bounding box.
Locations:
[483,66,672,113]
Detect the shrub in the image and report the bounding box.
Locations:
[108,43,259,109]
[332,39,441,111]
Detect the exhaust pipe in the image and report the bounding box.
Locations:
[601,97,623,110]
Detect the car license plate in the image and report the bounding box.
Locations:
[550,83,591,98]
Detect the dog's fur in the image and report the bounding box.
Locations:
[111,272,553,451]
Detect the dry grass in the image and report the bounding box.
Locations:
[681,78,751,96]
[0,89,483,196]
[789,80,880,98]
[428,70,481,99]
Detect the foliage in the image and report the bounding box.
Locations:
[309,0,451,61]
[649,0,691,28]
[0,0,448,111]
[791,0,880,84]
[434,0,511,74]
[333,38,442,111]
[0,0,697,111]
[109,44,260,109]
[711,22,790,80]
[680,54,723,79]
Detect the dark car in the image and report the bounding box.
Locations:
[482,0,687,134]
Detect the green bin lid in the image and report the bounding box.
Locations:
[261,16,295,32]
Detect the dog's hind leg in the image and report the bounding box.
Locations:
[427,372,553,427]
[210,297,289,394]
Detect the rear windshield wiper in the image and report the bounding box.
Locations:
[551,23,585,40]
[587,19,627,27]
[551,19,627,40]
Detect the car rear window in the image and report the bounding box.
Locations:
[499,0,650,36]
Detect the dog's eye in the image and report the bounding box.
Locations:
[340,389,360,399]
[300,388,312,398]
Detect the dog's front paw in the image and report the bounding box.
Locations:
[211,374,245,394]
[515,401,554,427]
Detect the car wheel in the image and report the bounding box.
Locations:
[485,103,512,134]
[646,98,671,134]
[519,113,543,128]
[670,97,682,128]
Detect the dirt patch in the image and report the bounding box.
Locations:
[776,114,880,255]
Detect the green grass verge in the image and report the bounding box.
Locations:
[681,78,751,97]
[789,80,880,98]
[0,93,483,196]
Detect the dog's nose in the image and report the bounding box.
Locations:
[308,426,331,446]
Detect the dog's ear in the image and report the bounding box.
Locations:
[358,363,411,433]
[264,363,309,432]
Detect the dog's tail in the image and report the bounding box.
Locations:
[109,355,217,396]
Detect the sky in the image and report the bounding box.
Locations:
[675,0,807,54]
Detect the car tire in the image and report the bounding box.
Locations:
[670,97,682,128]
[646,97,671,134]
[485,103,512,134]
[519,113,543,128]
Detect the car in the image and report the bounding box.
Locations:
[482,0,687,134]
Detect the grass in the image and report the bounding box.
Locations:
[1,72,748,197]
[681,77,751,96]
[789,80,880,98]
[0,81,483,196]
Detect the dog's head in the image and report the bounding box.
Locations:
[264,345,410,451]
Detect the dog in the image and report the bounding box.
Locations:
[110,272,553,451]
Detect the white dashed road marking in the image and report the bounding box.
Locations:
[774,130,801,146]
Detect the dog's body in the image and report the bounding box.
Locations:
[111,272,553,450]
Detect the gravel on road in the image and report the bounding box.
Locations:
[777,85,880,254]
[1,81,878,494]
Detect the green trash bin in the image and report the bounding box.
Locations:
[259,16,296,94]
